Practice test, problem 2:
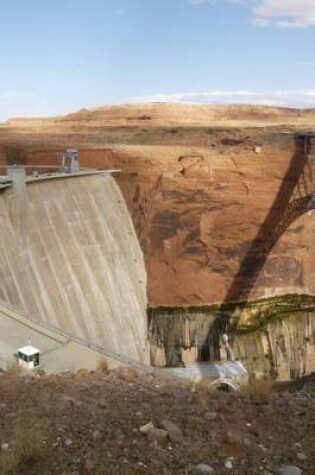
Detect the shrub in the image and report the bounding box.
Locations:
[97,358,109,373]
[13,412,44,465]
[241,378,273,399]
[6,361,21,376]
[0,412,44,474]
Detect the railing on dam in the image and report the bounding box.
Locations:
[0,165,121,187]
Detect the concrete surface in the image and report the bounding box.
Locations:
[0,302,126,373]
[0,173,148,363]
[164,361,248,389]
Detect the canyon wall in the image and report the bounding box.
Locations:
[148,296,315,378]
[116,133,315,307]
[1,105,315,374]
[2,131,314,307]
[233,309,315,381]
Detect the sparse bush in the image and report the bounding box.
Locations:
[97,358,109,373]
[6,361,21,376]
[0,450,18,475]
[13,413,44,465]
[241,378,273,399]
[127,114,152,121]
[191,378,215,409]
[0,412,44,474]
[34,367,46,376]
[76,367,90,375]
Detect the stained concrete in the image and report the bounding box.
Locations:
[0,173,148,363]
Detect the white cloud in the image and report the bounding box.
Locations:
[188,0,315,28]
[253,0,315,28]
[129,89,315,108]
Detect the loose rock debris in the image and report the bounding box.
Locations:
[0,369,314,474]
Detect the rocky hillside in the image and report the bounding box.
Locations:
[0,368,314,475]
[3,103,315,128]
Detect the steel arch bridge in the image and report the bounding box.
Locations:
[225,133,315,303]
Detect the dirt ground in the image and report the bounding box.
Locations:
[0,368,314,475]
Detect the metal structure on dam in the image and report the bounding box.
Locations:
[0,166,149,365]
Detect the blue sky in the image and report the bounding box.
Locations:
[0,0,314,120]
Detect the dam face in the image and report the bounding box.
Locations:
[0,172,148,363]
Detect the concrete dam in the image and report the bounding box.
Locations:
[0,170,148,364]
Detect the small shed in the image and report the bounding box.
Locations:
[61,149,80,173]
[18,345,40,370]
[253,145,262,154]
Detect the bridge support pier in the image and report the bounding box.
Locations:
[299,133,315,209]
